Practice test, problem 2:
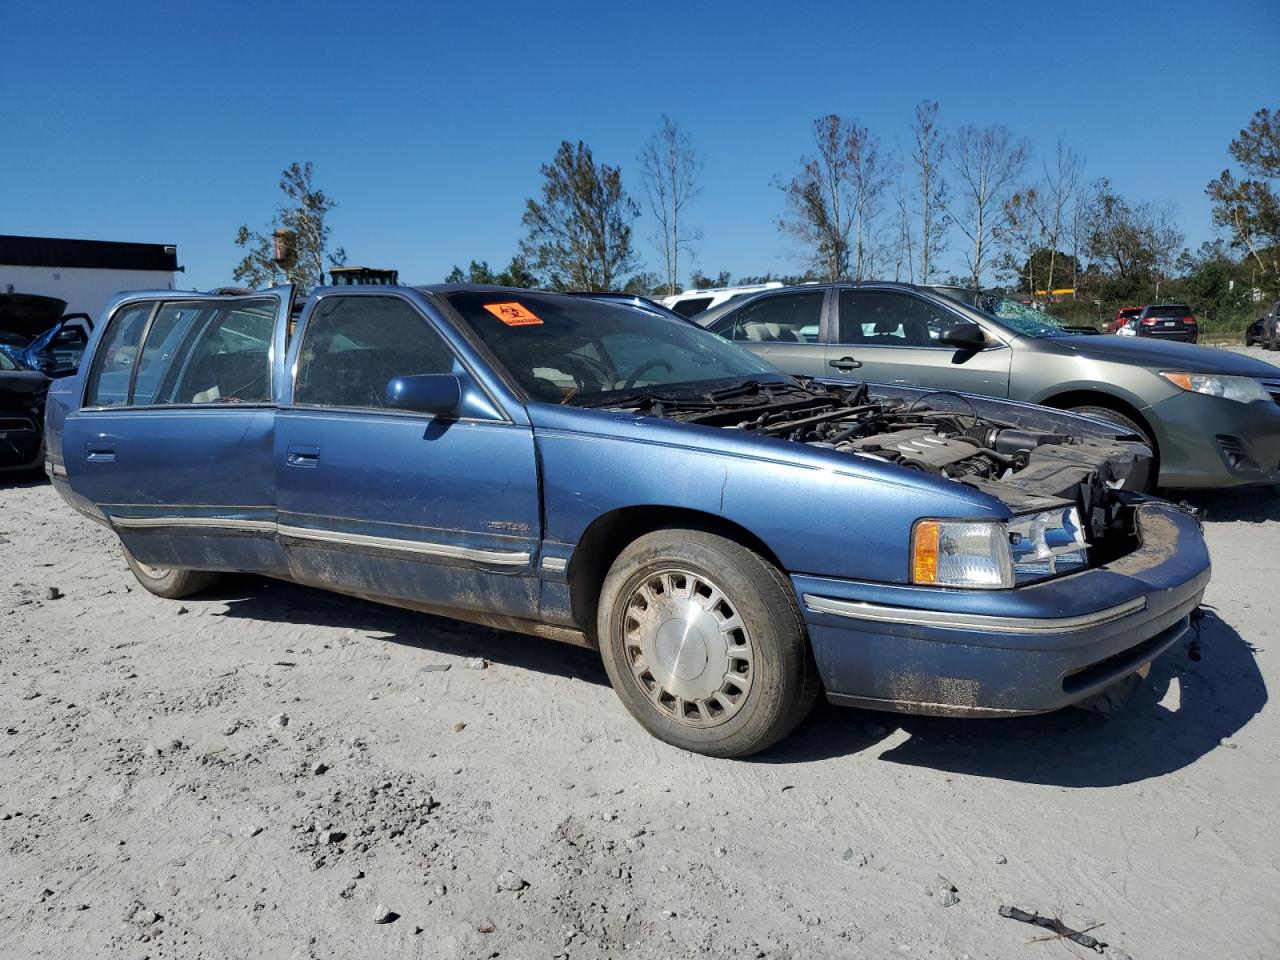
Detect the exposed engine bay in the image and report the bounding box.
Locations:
[609,378,1152,548]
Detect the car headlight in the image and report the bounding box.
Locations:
[911,508,1088,589]
[1160,372,1271,404]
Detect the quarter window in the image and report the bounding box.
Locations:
[293,296,456,409]
[729,291,824,343]
[837,290,973,346]
[84,303,153,407]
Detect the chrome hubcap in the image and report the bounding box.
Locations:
[621,569,753,727]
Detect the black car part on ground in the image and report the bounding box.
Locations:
[607,378,1151,561]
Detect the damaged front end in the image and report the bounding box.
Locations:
[610,379,1152,582]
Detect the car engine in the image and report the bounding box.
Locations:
[609,379,1150,538]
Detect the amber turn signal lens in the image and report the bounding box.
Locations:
[912,519,940,584]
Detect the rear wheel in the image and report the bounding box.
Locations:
[597,529,819,758]
[122,544,221,599]
[1069,405,1156,491]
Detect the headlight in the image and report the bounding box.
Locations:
[911,519,1013,589]
[1160,372,1271,404]
[911,508,1089,589]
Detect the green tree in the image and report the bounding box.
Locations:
[687,270,732,289]
[1084,179,1183,297]
[519,141,639,291]
[234,162,346,292]
[1018,248,1081,294]
[444,257,538,287]
[1206,107,1280,287]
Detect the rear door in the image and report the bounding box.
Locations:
[826,288,1012,397]
[274,291,541,620]
[705,289,829,376]
[61,289,293,573]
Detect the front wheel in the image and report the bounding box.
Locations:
[596,529,819,758]
[122,544,221,599]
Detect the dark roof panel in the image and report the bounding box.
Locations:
[0,235,179,272]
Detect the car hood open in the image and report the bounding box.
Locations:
[0,294,68,340]
[1047,333,1280,376]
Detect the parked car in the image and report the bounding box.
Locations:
[700,282,1280,489]
[661,282,784,318]
[0,349,50,474]
[1246,316,1266,347]
[46,285,1211,756]
[1111,306,1142,334]
[1262,301,1280,351]
[0,293,93,376]
[1133,304,1198,343]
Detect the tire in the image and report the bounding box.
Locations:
[121,543,221,599]
[1069,405,1157,491]
[596,528,820,758]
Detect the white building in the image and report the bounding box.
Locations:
[0,234,182,320]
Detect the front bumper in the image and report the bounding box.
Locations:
[794,500,1210,717]
[1151,392,1280,488]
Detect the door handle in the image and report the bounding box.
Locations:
[286,444,320,468]
[828,357,862,371]
[85,441,116,462]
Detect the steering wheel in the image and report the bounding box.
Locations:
[558,353,616,391]
[623,358,674,391]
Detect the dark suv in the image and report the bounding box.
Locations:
[1135,304,1197,343]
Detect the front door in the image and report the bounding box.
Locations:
[274,292,542,620]
[826,288,1012,397]
[61,289,293,573]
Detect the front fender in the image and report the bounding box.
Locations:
[530,404,1004,585]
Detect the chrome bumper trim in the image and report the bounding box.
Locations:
[801,594,1148,634]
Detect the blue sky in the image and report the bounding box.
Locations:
[2,0,1276,290]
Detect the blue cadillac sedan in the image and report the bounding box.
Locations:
[45,285,1211,757]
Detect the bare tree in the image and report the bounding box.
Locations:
[1035,140,1085,296]
[1084,178,1184,294]
[910,101,949,283]
[639,116,702,296]
[892,173,915,282]
[947,125,1031,288]
[778,115,890,281]
[846,124,892,281]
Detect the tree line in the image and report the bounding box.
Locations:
[231,106,1280,332]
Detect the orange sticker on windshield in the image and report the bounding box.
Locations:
[483,302,543,326]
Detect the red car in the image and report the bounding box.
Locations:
[1110,306,1141,333]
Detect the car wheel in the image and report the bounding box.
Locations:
[122,544,221,599]
[1068,405,1156,491]
[596,528,819,758]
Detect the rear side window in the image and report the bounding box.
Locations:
[729,291,824,343]
[145,300,275,405]
[293,296,456,409]
[84,303,153,406]
[85,299,276,407]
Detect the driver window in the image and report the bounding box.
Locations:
[294,296,456,410]
[838,290,973,347]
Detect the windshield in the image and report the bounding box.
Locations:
[443,291,784,404]
[970,293,1077,338]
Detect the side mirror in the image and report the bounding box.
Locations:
[939,323,987,351]
[385,374,461,416]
